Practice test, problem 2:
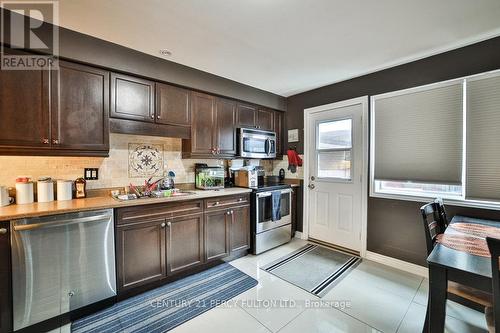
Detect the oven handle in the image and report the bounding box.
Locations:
[256,188,292,198]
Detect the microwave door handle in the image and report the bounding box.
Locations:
[265,138,270,155]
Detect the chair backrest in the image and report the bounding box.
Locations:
[434,197,449,228]
[486,237,500,333]
[420,202,447,255]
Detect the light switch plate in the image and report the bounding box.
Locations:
[84,168,99,180]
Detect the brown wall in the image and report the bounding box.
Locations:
[287,36,500,266]
[0,8,286,111]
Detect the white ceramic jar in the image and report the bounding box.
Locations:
[37,178,54,203]
[15,178,34,204]
[57,180,73,201]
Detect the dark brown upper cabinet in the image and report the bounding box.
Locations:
[0,48,110,156]
[183,93,237,158]
[256,108,274,131]
[52,61,109,153]
[215,98,237,156]
[237,103,257,128]
[0,62,50,150]
[274,111,284,157]
[110,73,155,122]
[237,103,275,131]
[183,92,215,157]
[156,83,190,127]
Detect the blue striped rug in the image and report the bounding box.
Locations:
[72,263,257,333]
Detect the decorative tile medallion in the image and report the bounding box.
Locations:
[128,144,164,178]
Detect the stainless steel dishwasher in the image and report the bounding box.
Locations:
[11,209,116,331]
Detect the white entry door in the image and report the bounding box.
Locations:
[304,96,368,252]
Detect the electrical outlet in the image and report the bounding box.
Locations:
[84,168,99,180]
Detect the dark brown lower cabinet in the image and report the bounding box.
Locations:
[230,205,251,252]
[0,222,12,333]
[166,213,204,275]
[116,218,166,292]
[205,210,230,261]
[116,196,250,295]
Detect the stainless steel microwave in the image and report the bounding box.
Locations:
[238,128,277,159]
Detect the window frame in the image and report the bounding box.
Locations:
[315,117,354,183]
[369,68,500,210]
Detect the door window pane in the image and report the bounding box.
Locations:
[318,150,351,179]
[318,119,352,149]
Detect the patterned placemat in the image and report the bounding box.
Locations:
[436,233,490,257]
[449,222,500,239]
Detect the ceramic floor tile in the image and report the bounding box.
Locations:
[397,302,488,333]
[348,260,423,300]
[233,272,316,332]
[169,305,271,333]
[236,238,309,268]
[413,278,428,306]
[278,307,381,333]
[323,272,413,333]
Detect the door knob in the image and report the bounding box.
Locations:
[161,222,166,228]
[308,183,315,189]
[167,221,172,227]
[68,291,75,297]
[310,176,315,181]
[150,114,154,119]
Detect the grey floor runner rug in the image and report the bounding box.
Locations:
[262,244,360,297]
[72,263,257,333]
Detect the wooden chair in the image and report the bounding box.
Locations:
[486,237,500,333]
[421,201,492,332]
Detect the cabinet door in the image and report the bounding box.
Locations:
[0,49,50,149]
[274,111,284,156]
[205,210,230,261]
[116,219,166,292]
[190,92,216,155]
[237,103,256,128]
[0,223,12,333]
[110,73,155,122]
[156,83,190,126]
[256,108,274,131]
[230,205,251,253]
[166,213,204,275]
[215,98,237,155]
[52,61,109,151]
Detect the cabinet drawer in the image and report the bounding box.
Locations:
[116,200,203,225]
[205,194,250,211]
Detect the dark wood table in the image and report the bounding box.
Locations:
[427,215,497,332]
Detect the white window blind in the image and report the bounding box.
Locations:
[373,82,463,184]
[466,74,500,201]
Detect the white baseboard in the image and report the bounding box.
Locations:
[364,251,428,278]
[294,231,305,240]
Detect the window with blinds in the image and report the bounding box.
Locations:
[371,70,500,206]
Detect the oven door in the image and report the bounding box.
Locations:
[255,188,292,233]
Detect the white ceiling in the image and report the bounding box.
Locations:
[53,0,500,96]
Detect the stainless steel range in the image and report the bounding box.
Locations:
[251,183,292,254]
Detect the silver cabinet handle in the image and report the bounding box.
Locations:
[0,228,7,235]
[13,214,112,231]
[42,138,49,144]
[213,201,220,206]
[52,139,60,145]
[231,210,234,215]
[238,198,243,202]
[167,221,172,227]
[150,114,154,119]
[226,211,231,215]
[161,222,166,228]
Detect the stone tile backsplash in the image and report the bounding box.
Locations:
[0,133,221,189]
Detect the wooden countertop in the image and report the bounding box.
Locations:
[0,187,252,221]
